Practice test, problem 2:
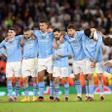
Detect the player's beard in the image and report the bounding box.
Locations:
[24,36,30,40]
[55,37,60,41]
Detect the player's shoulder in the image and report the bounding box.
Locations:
[0,39,7,44]
[15,35,23,39]
[76,30,84,36]
[64,35,69,40]
[64,39,70,45]
[76,30,84,33]
[47,31,53,35]
[33,30,40,35]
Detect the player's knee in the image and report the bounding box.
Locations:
[54,77,60,84]
[62,77,68,84]
[74,74,80,80]
[7,77,12,81]
[87,74,93,80]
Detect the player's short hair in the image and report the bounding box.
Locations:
[103,37,112,47]
[84,28,91,37]
[23,27,31,32]
[67,24,76,30]
[8,27,15,31]
[8,27,16,33]
[8,27,16,32]
[39,19,49,25]
[53,28,61,33]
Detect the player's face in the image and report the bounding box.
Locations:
[90,28,96,33]
[39,23,48,32]
[90,28,97,39]
[7,30,16,39]
[48,27,53,32]
[67,29,76,37]
[53,31,61,40]
[24,31,32,39]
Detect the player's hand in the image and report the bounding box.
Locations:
[60,34,64,43]
[31,34,36,40]
[91,28,96,33]
[20,38,24,47]
[90,61,96,68]
[104,62,112,67]
[53,39,58,49]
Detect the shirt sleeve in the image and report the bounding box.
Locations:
[94,33,103,62]
[0,40,6,49]
[66,41,73,57]
[33,30,40,39]
[16,35,23,42]
[76,30,84,40]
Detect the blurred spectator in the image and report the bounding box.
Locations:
[0,0,111,39]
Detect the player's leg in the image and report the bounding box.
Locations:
[21,60,30,102]
[73,61,82,101]
[13,61,21,101]
[84,75,89,100]
[98,73,104,101]
[54,77,60,102]
[96,62,104,101]
[48,73,54,101]
[31,58,38,102]
[87,74,95,101]
[32,77,38,101]
[61,67,69,101]
[62,77,69,101]
[37,59,46,101]
[84,60,95,101]
[46,56,54,101]
[53,67,60,101]
[38,70,45,101]
[21,76,30,102]
[6,62,15,102]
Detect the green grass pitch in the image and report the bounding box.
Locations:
[0,95,112,112]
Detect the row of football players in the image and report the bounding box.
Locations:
[0,20,111,102]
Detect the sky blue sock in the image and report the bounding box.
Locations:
[55,83,60,98]
[15,80,20,97]
[89,85,95,97]
[24,84,29,96]
[64,83,69,97]
[7,80,13,97]
[75,80,82,96]
[85,80,89,96]
[33,82,38,96]
[50,81,54,97]
[38,82,45,97]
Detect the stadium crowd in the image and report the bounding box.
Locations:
[0,0,112,40]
